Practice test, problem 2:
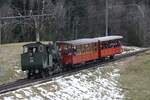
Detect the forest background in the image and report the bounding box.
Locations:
[0,0,150,47]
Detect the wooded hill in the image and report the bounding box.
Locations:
[0,0,150,47]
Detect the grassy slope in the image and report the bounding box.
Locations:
[119,50,150,100]
[0,43,26,85]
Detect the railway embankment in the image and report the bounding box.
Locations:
[0,43,149,99]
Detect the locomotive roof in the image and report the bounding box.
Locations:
[23,42,46,48]
[57,35,123,45]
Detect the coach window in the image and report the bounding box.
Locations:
[92,43,94,52]
[115,41,117,47]
[108,41,111,48]
[93,43,96,52]
[117,40,121,47]
[84,44,87,54]
[102,42,105,49]
[95,43,98,51]
[88,44,91,52]
[79,45,82,54]
[89,43,92,52]
[115,40,118,47]
[91,43,93,52]
[113,41,116,47]
[67,45,72,55]
[109,41,112,48]
[80,45,82,54]
[86,44,88,52]
[82,44,85,54]
[72,45,77,55]
[86,44,89,52]
[99,43,102,50]
[94,43,97,51]
[88,44,91,53]
[85,44,88,53]
[103,42,108,49]
[81,44,84,54]
[101,43,103,50]
[90,44,92,52]
[64,45,68,55]
[76,45,80,55]
[112,41,115,47]
[106,41,109,48]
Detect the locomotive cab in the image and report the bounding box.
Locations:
[21,42,53,78]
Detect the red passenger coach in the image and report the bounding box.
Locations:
[57,39,98,66]
[95,36,123,59]
[57,35,123,67]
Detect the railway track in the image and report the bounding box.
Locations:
[0,48,149,94]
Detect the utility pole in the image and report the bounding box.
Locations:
[75,16,78,39]
[36,0,40,42]
[105,0,108,36]
[0,18,2,46]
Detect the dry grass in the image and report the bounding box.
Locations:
[0,43,26,85]
[119,50,150,100]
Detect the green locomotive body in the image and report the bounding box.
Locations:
[21,42,55,78]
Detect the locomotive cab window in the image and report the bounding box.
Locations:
[39,45,44,52]
[23,46,28,53]
[28,47,38,54]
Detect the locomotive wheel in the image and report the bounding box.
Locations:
[41,71,46,78]
[48,71,53,76]
[27,71,31,79]
[27,70,34,79]
[45,68,50,77]
[42,69,51,78]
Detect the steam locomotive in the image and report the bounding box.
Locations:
[21,36,123,79]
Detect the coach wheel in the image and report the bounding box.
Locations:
[110,55,114,59]
[101,57,105,61]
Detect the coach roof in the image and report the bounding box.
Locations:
[57,38,98,45]
[95,35,123,42]
[57,35,123,45]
